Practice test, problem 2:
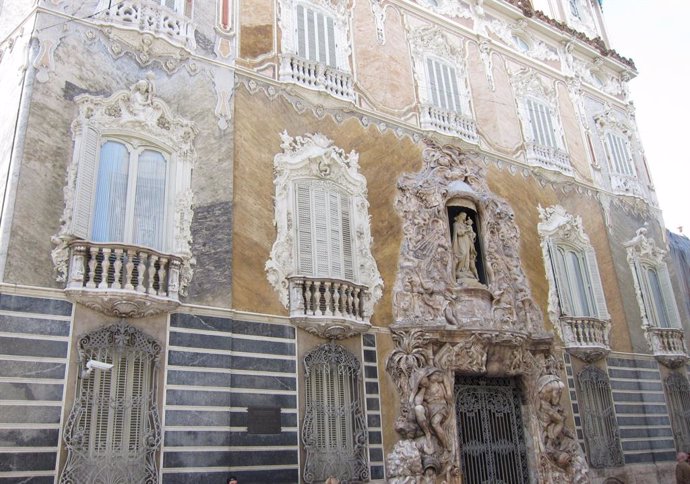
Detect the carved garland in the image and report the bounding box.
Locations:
[51,76,197,295]
[266,131,383,321]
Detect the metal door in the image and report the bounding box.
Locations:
[455,376,529,484]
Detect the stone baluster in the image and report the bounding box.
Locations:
[353,287,361,320]
[157,257,168,296]
[147,254,158,295]
[124,249,135,291]
[305,279,315,315]
[98,248,112,289]
[332,282,342,317]
[86,247,99,288]
[324,281,333,316]
[112,248,123,289]
[136,251,147,292]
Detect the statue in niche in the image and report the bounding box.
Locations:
[411,368,453,455]
[451,212,478,282]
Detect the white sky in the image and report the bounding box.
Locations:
[601,0,690,235]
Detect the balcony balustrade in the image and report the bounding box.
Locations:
[288,276,371,339]
[66,240,182,318]
[645,327,689,368]
[280,54,355,101]
[420,104,478,143]
[611,173,643,197]
[559,316,611,362]
[95,0,196,51]
[526,142,572,175]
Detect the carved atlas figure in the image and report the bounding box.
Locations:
[411,367,453,455]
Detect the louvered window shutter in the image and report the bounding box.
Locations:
[313,187,330,276]
[606,133,633,176]
[71,127,101,239]
[296,183,314,275]
[549,242,574,315]
[132,150,166,250]
[563,249,595,317]
[326,16,336,68]
[584,247,609,320]
[341,194,354,281]
[328,191,343,278]
[297,4,307,58]
[656,264,682,328]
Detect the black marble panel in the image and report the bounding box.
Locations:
[0,337,68,358]
[171,313,233,333]
[164,430,298,447]
[168,351,231,369]
[624,450,675,464]
[163,449,297,468]
[369,447,383,462]
[365,381,379,394]
[608,368,660,380]
[166,389,233,407]
[366,398,380,411]
[608,357,659,369]
[367,414,381,428]
[363,334,376,348]
[0,294,71,316]
[232,355,296,373]
[0,477,55,484]
[368,431,382,444]
[363,349,376,363]
[162,468,298,484]
[617,415,670,427]
[609,380,662,392]
[229,411,297,428]
[614,403,669,415]
[0,406,61,424]
[0,382,63,401]
[621,438,675,451]
[231,373,296,391]
[0,452,56,471]
[0,360,65,379]
[164,410,231,427]
[167,369,232,387]
[0,315,70,337]
[364,365,377,379]
[170,332,295,356]
[612,391,666,403]
[230,392,296,409]
[0,428,59,447]
[619,426,673,439]
[370,465,385,479]
[231,337,295,356]
[231,320,295,339]
[169,331,233,351]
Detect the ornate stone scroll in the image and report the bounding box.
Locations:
[392,139,543,333]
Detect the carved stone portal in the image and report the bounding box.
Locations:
[386,141,589,483]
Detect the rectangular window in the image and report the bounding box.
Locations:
[555,247,596,317]
[296,4,337,68]
[426,58,462,113]
[606,133,633,176]
[526,98,557,148]
[643,266,671,328]
[295,182,354,280]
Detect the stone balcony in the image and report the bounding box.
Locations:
[559,316,611,362]
[420,104,478,143]
[526,142,572,175]
[288,276,371,339]
[66,240,182,318]
[645,327,689,368]
[279,54,355,101]
[611,173,643,197]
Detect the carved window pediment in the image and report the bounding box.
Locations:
[267,132,382,339]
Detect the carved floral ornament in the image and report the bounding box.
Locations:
[624,227,665,265]
[265,131,383,333]
[52,76,197,296]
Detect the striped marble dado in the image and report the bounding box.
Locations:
[362,333,385,481]
[0,293,73,483]
[162,313,298,484]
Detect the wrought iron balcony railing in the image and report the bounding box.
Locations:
[420,104,478,143]
[279,54,355,101]
[559,316,611,362]
[645,327,689,368]
[288,276,370,339]
[66,240,182,318]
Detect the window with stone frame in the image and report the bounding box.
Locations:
[278,0,353,100]
[564,0,599,38]
[59,322,162,483]
[576,365,624,468]
[664,373,690,452]
[52,77,196,294]
[512,68,571,174]
[408,24,476,142]
[302,342,368,483]
[266,132,382,339]
[625,228,682,329]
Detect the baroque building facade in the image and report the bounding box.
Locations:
[0,0,688,483]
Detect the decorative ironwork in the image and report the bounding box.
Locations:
[59,321,162,484]
[664,373,690,451]
[576,366,624,468]
[455,376,529,484]
[302,342,368,483]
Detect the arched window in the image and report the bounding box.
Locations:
[60,322,162,483]
[577,366,624,468]
[302,343,368,483]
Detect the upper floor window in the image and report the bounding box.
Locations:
[52,77,197,293]
[267,132,382,339]
[302,343,368,482]
[160,0,191,16]
[278,0,353,100]
[538,205,609,321]
[408,25,476,142]
[569,0,581,18]
[625,228,682,329]
[605,132,634,177]
[512,68,571,174]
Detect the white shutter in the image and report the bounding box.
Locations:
[427,58,439,108]
[448,66,462,113]
[296,183,314,275]
[71,126,100,239]
[313,187,329,277]
[326,16,336,68]
[549,242,574,315]
[657,264,682,328]
[328,191,342,278]
[297,4,306,58]
[584,247,609,319]
[341,194,354,281]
